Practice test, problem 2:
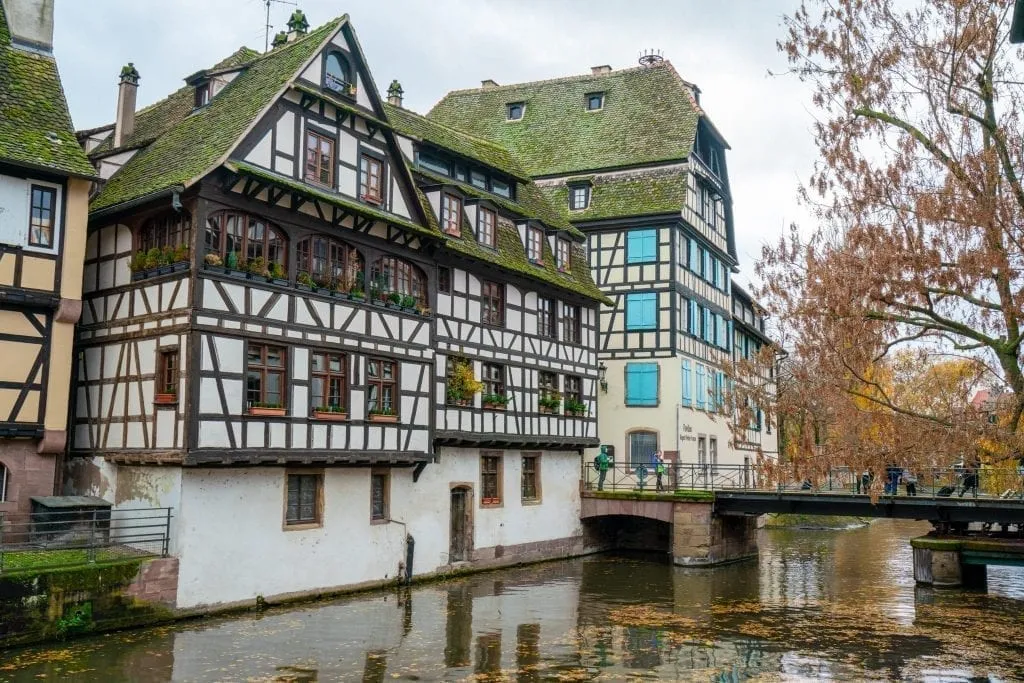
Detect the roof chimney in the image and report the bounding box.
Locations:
[386,80,404,107]
[481,79,499,89]
[591,65,612,75]
[286,9,309,42]
[2,0,54,52]
[113,63,140,148]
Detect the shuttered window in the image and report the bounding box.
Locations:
[624,363,658,406]
[696,364,706,410]
[689,300,698,336]
[625,292,657,330]
[626,229,657,263]
[681,360,692,407]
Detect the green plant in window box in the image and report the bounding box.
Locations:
[446,358,482,405]
[564,397,587,416]
[387,291,402,309]
[247,256,268,279]
[159,245,175,268]
[297,271,316,290]
[482,393,509,409]
[416,304,432,317]
[369,406,398,422]
[172,242,189,263]
[313,404,347,420]
[249,401,285,416]
[400,294,417,310]
[538,391,562,414]
[225,250,238,270]
[204,253,222,267]
[129,251,149,278]
[268,261,288,285]
[144,248,162,271]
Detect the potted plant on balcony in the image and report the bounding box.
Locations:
[368,406,398,422]
[129,251,149,280]
[225,251,247,279]
[446,358,482,407]
[249,402,286,417]
[157,245,176,274]
[268,261,289,286]
[564,397,587,417]
[400,295,417,312]
[247,256,268,281]
[172,243,190,272]
[482,393,509,410]
[416,304,432,317]
[349,272,365,302]
[538,391,562,415]
[154,388,177,405]
[144,248,161,274]
[387,291,403,310]
[297,271,315,291]
[312,404,347,421]
[203,253,223,272]
[370,281,386,307]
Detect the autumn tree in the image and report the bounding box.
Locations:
[753,0,1024,478]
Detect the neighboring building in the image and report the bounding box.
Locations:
[430,59,776,471]
[66,11,604,608]
[731,284,777,458]
[0,0,95,515]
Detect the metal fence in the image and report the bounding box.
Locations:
[0,507,172,574]
[582,462,1024,500]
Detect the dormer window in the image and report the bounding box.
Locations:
[194,81,212,108]
[556,238,571,273]
[442,194,462,236]
[506,102,525,121]
[526,226,543,263]
[568,184,590,210]
[324,51,354,96]
[478,207,496,248]
[585,92,604,111]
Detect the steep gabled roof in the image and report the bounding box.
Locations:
[92,18,345,211]
[427,62,701,177]
[0,2,95,178]
[539,167,689,223]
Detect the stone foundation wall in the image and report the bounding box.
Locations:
[672,503,758,566]
[122,557,178,606]
[469,535,586,567]
[0,440,57,517]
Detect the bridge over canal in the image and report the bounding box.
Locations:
[580,463,1024,588]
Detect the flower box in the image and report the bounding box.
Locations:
[154,393,177,405]
[172,261,190,273]
[249,406,286,417]
[313,410,348,421]
[270,277,290,287]
[483,402,506,410]
[565,409,585,417]
[539,405,559,415]
[227,269,248,280]
[449,398,472,408]
[369,413,398,423]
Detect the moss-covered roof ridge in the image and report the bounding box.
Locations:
[0,3,96,177]
[539,166,689,223]
[427,61,702,178]
[92,16,347,211]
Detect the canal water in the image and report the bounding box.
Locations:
[2,519,1024,681]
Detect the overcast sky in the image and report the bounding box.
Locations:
[53,0,817,286]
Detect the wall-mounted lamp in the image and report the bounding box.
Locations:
[598,362,608,393]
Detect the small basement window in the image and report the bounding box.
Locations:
[507,102,525,121]
[585,92,604,111]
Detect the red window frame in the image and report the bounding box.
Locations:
[305,130,335,187]
[527,226,543,263]
[482,280,505,327]
[360,154,383,203]
[478,207,496,248]
[442,194,462,236]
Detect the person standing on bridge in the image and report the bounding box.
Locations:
[595,445,610,491]
[903,468,917,496]
[655,452,666,491]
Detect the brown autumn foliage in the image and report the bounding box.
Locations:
[738,0,1024,482]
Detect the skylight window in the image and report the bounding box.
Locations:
[506,102,525,121]
[585,92,604,111]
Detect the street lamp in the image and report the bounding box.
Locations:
[598,362,608,393]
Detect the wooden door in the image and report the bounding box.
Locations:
[449,487,470,562]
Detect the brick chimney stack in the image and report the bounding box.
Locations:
[113,63,140,148]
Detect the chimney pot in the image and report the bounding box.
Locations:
[386,79,404,108]
[591,65,612,75]
[2,0,54,52]
[113,63,140,148]
[481,79,499,89]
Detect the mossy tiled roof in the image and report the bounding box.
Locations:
[540,168,688,222]
[89,47,261,158]
[92,19,345,211]
[0,4,95,177]
[428,62,701,177]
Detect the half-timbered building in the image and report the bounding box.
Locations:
[0,0,95,515]
[430,59,776,471]
[66,11,604,608]
[731,284,778,458]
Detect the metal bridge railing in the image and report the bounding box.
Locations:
[0,507,172,574]
[583,462,757,493]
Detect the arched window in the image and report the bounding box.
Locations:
[296,235,363,288]
[370,256,426,305]
[0,462,8,502]
[138,211,191,253]
[324,52,352,94]
[205,211,287,269]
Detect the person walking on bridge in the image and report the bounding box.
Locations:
[595,445,610,491]
[655,451,666,492]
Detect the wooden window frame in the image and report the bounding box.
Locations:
[480,452,503,507]
[28,185,57,248]
[296,234,362,288]
[246,343,287,411]
[563,374,583,405]
[359,153,384,204]
[204,211,287,269]
[324,51,353,95]
[138,211,192,254]
[561,303,581,344]
[370,256,427,306]
[521,453,541,504]
[537,297,557,339]
[283,469,324,529]
[310,351,347,418]
[194,81,212,108]
[305,129,335,188]
[366,357,399,421]
[442,193,462,236]
[370,469,390,523]
[526,226,543,263]
[556,238,571,272]
[438,266,451,294]
[568,185,589,210]
[481,362,505,406]
[481,280,505,327]
[585,92,605,111]
[478,207,496,248]
[0,462,8,502]
[506,102,524,121]
[155,347,179,405]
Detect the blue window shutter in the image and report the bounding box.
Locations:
[625,364,638,403]
[682,360,692,406]
[626,293,656,330]
[689,300,698,335]
[643,293,656,328]
[689,240,699,273]
[644,231,656,261]
[725,321,732,351]
[642,364,658,404]
[627,229,657,263]
[703,309,712,343]
[626,363,658,406]
[715,371,724,410]
[625,295,638,329]
[696,364,705,409]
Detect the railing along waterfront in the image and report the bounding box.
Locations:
[0,507,172,574]
[582,462,1024,500]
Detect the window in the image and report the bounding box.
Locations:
[0,462,7,502]
[556,238,571,272]
[310,352,347,413]
[526,226,543,263]
[700,183,715,222]
[689,239,700,275]
[682,359,692,407]
[417,151,450,176]
[482,280,504,327]
[626,229,656,263]
[438,266,451,293]
[696,364,706,410]
[359,154,383,203]
[628,431,658,469]
[205,211,287,269]
[491,178,511,198]
[569,185,589,210]
[305,130,335,187]
[296,235,362,289]
[625,363,658,406]
[138,211,191,254]
[370,256,427,305]
[478,207,496,248]
[585,92,604,111]
[157,349,178,396]
[563,375,582,405]
[446,355,475,405]
[371,471,390,521]
[247,345,286,409]
[506,102,524,121]
[689,300,699,336]
[366,358,397,417]
[442,194,462,236]
[538,371,559,401]
[28,186,57,248]
[285,472,322,526]
[538,297,556,339]
[561,303,581,343]
[481,453,503,505]
[194,81,211,108]
[697,436,707,465]
[482,363,505,400]
[625,292,657,330]
[521,454,540,502]
[324,51,352,94]
[470,170,487,189]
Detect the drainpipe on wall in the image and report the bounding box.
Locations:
[389,518,413,584]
